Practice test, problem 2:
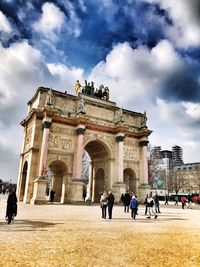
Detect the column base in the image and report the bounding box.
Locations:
[30,176,48,205]
[112,182,127,202]
[138,183,151,203]
[69,179,84,202]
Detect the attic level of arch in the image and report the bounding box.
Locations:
[21,87,152,139]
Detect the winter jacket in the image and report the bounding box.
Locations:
[130,197,138,209]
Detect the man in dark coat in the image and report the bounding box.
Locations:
[154,193,161,213]
[6,189,17,224]
[107,191,115,219]
[123,191,131,212]
[50,189,56,203]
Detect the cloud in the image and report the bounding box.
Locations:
[89,39,199,110]
[143,0,200,48]
[59,0,81,37]
[0,39,85,181]
[0,10,13,33]
[47,63,84,91]
[33,2,65,41]
[148,98,200,163]
[88,40,200,163]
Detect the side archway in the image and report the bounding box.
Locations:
[123,168,137,195]
[19,161,28,201]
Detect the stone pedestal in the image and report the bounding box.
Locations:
[112,182,127,202]
[138,183,151,203]
[70,179,84,202]
[30,176,48,205]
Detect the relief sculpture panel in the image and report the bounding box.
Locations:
[49,133,73,151]
[24,126,33,152]
[123,146,138,160]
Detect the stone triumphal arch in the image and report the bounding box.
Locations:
[17,87,152,204]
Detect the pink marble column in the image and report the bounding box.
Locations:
[139,140,149,184]
[116,134,125,182]
[38,120,52,176]
[75,125,85,179]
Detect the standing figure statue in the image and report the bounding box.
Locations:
[78,96,85,113]
[98,85,104,99]
[47,88,54,106]
[75,80,81,95]
[91,81,95,95]
[141,110,147,127]
[103,87,109,101]
[118,107,123,121]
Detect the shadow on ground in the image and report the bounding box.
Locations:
[0,220,63,232]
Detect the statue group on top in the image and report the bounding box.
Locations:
[75,80,109,101]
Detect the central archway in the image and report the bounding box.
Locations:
[123,168,137,195]
[49,161,67,203]
[84,139,110,202]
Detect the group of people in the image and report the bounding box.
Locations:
[101,191,140,220]
[121,191,160,219]
[100,191,115,219]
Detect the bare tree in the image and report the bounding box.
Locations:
[167,169,189,194]
[147,144,160,188]
[190,167,200,193]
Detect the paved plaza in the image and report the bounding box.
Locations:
[0,196,200,267]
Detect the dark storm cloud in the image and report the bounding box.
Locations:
[162,61,200,102]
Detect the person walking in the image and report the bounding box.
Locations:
[154,193,161,213]
[6,189,17,224]
[50,189,56,203]
[82,190,87,202]
[174,195,179,205]
[107,191,115,219]
[147,194,158,219]
[123,191,131,212]
[144,194,149,215]
[130,195,139,219]
[181,196,187,209]
[100,191,108,219]
[164,194,169,205]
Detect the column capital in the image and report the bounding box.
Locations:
[139,140,149,146]
[76,127,86,135]
[43,121,52,129]
[116,135,125,142]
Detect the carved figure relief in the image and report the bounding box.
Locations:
[49,134,73,151]
[123,146,138,160]
[24,127,33,151]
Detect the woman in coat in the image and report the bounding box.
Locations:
[6,189,17,224]
[100,191,108,219]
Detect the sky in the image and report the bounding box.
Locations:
[0,0,200,182]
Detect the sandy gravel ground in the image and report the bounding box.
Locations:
[0,196,200,267]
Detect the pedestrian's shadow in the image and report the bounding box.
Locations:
[109,217,188,223]
[0,220,63,232]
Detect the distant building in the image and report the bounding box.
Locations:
[151,145,200,195]
[172,145,184,166]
